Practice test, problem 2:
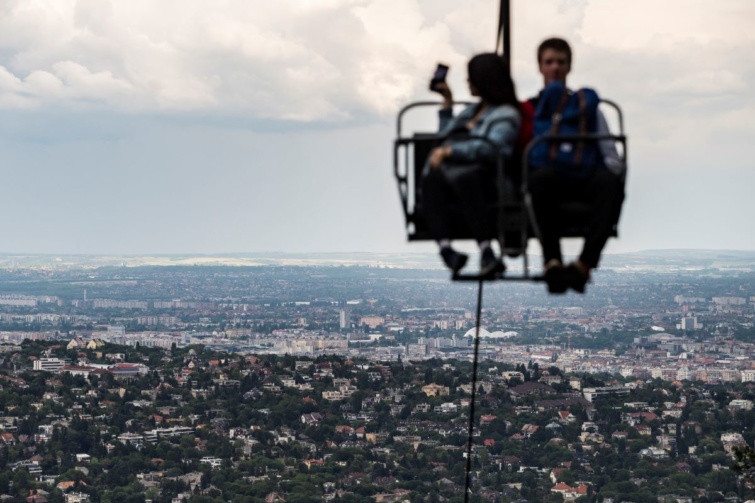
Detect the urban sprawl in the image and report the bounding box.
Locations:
[0,252,754,503]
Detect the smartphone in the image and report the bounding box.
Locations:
[429,63,449,91]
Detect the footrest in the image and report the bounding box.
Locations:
[451,272,546,282]
[451,271,505,282]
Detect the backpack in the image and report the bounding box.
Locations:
[514,99,535,156]
[529,82,604,177]
[502,100,534,186]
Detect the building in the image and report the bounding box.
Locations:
[339,309,350,329]
[109,363,150,378]
[676,367,693,381]
[712,297,746,306]
[199,457,224,469]
[107,325,126,337]
[117,433,144,445]
[33,358,67,372]
[677,316,702,330]
[582,386,630,402]
[359,316,385,329]
[0,296,37,307]
[729,399,753,411]
[569,377,582,391]
[86,339,105,350]
[742,369,755,383]
[407,343,427,357]
[66,338,87,350]
[421,383,450,397]
[137,316,179,327]
[65,493,90,503]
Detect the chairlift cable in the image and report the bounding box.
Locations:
[496,0,511,69]
[464,3,509,500]
[463,279,484,502]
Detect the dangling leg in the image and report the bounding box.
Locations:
[477,240,504,276]
[578,170,624,268]
[528,168,564,266]
[567,170,624,292]
[451,168,503,275]
[529,168,567,293]
[451,167,491,243]
[422,172,468,272]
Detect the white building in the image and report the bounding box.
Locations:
[712,297,746,306]
[676,367,693,381]
[0,296,37,307]
[107,325,126,337]
[741,369,755,383]
[582,386,630,402]
[200,457,224,469]
[677,316,702,330]
[65,493,90,503]
[33,358,67,372]
[729,399,754,411]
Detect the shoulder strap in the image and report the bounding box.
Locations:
[548,88,571,161]
[574,90,588,165]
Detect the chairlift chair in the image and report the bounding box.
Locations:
[393,102,627,282]
[393,0,628,282]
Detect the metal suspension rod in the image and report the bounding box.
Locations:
[496,0,511,71]
[464,279,484,502]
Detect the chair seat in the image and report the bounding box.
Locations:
[410,200,616,241]
[402,131,621,244]
[556,200,618,238]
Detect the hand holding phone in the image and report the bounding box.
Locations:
[429,63,449,92]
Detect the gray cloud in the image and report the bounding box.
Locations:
[0,0,753,254]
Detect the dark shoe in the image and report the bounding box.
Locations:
[565,262,590,293]
[480,247,505,277]
[544,265,568,294]
[440,248,468,273]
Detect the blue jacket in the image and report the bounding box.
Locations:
[438,103,520,163]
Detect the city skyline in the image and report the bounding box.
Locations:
[1,1,753,255]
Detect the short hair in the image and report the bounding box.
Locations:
[467,53,518,107]
[537,38,572,64]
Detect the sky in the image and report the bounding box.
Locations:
[0,0,753,256]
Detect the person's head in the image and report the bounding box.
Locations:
[537,37,572,86]
[466,53,518,107]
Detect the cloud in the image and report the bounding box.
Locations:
[2,0,752,131]
[1,0,754,255]
[0,0,459,120]
[0,0,600,121]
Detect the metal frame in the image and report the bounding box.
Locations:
[394,100,523,281]
[394,99,627,282]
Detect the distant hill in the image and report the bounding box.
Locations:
[624,249,755,259]
[0,249,753,271]
[601,249,755,271]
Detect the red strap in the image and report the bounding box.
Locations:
[514,100,535,154]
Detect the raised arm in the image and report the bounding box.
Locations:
[435,82,454,132]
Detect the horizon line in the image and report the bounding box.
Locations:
[0,247,754,257]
